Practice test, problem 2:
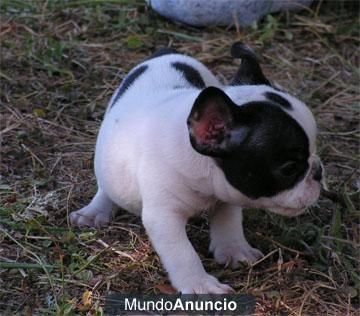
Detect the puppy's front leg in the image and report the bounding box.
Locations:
[209,204,263,268]
[142,205,233,294]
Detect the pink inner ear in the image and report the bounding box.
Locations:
[193,103,226,143]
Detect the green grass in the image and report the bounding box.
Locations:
[0,0,359,314]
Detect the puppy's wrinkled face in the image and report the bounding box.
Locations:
[217,100,310,199]
[187,43,322,216]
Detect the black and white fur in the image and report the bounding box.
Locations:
[70,43,322,294]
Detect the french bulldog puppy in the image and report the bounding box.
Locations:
[70,42,323,294]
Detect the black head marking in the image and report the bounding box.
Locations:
[221,102,309,199]
[265,91,292,110]
[110,65,148,109]
[148,47,178,60]
[188,87,310,199]
[172,62,206,89]
[230,42,271,86]
[219,102,309,198]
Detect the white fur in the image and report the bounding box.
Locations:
[70,53,321,293]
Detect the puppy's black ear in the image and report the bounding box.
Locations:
[187,87,248,157]
[231,42,271,86]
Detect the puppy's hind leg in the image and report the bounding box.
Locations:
[70,189,113,227]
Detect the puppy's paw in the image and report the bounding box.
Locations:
[69,206,111,228]
[179,274,234,294]
[210,240,263,269]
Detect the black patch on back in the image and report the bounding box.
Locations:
[148,48,178,60]
[172,62,206,89]
[110,65,148,108]
[216,101,309,199]
[264,91,292,110]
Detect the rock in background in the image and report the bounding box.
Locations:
[146,0,313,27]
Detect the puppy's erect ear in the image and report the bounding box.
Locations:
[187,86,248,157]
[231,42,271,86]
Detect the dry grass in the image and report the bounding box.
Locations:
[0,0,359,315]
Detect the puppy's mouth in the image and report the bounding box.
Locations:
[268,205,307,217]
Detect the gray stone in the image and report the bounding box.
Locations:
[146,0,313,27]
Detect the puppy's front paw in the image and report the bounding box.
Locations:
[70,206,111,228]
[179,274,234,294]
[210,240,263,269]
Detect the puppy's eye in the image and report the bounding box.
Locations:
[278,161,298,177]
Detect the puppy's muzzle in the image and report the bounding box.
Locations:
[312,161,323,182]
[310,154,324,182]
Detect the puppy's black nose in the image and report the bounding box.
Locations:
[313,163,323,182]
